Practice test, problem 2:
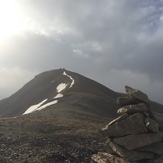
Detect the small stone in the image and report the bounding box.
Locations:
[108,113,129,126]
[91,152,137,163]
[91,153,110,163]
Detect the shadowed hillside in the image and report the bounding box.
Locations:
[0,68,121,117]
[0,69,163,162]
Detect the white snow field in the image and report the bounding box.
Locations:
[23,71,75,115]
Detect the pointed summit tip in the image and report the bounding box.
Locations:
[125,85,151,105]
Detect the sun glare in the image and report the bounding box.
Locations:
[0,0,22,40]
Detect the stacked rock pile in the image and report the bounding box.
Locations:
[91,86,163,163]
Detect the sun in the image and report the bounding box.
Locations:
[0,0,22,40]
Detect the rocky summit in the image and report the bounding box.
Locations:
[92,86,163,163]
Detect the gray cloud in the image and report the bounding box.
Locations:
[0,0,163,104]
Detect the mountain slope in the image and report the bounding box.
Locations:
[0,69,163,162]
[0,68,121,162]
[0,68,163,118]
[0,68,120,117]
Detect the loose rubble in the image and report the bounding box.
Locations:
[0,110,105,163]
[92,86,163,163]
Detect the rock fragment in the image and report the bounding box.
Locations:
[125,86,151,105]
[106,140,154,161]
[138,141,163,155]
[91,152,136,163]
[113,132,163,150]
[116,96,141,107]
[99,113,148,138]
[117,103,149,115]
[145,116,159,133]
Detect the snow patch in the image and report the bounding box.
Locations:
[63,71,75,88]
[54,93,63,99]
[57,83,68,93]
[23,99,47,115]
[23,99,58,115]
[37,100,58,110]
[23,71,75,115]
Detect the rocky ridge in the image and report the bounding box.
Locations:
[92,86,163,163]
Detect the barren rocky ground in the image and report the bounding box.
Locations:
[0,107,111,163]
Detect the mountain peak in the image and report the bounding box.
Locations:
[0,69,75,116]
[23,69,75,115]
[0,69,163,118]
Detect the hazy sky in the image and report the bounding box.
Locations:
[0,0,163,104]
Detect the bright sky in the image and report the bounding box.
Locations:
[0,0,24,40]
[0,0,163,104]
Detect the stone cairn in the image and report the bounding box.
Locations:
[91,86,163,163]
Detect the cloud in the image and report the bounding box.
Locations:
[93,69,163,104]
[0,67,38,99]
[0,0,163,104]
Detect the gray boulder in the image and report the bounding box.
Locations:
[138,141,163,155]
[148,154,163,163]
[117,103,149,115]
[125,86,151,105]
[106,139,154,161]
[113,132,163,150]
[108,113,129,126]
[99,113,148,138]
[116,96,141,107]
